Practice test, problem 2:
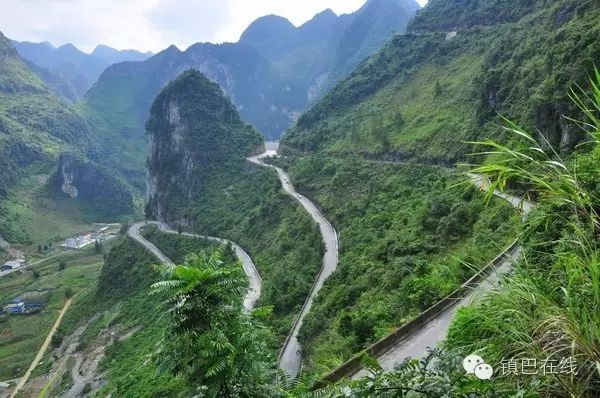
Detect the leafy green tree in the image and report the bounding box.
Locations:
[94,240,103,254]
[58,261,66,271]
[151,250,274,397]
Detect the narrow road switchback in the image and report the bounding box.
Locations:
[128,221,261,311]
[248,143,339,379]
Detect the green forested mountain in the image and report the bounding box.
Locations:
[145,69,263,222]
[282,0,600,164]
[240,0,421,101]
[79,42,273,186]
[0,31,132,242]
[11,40,152,100]
[269,0,600,395]
[6,0,599,396]
[77,0,419,189]
[145,70,324,342]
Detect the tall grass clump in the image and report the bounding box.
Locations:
[444,69,600,397]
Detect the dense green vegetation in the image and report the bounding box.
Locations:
[441,77,600,397]
[184,164,324,341]
[312,69,600,398]
[56,237,194,397]
[55,238,278,397]
[266,155,518,373]
[0,31,135,243]
[152,250,274,396]
[140,224,235,264]
[146,69,323,341]
[282,0,600,164]
[6,0,598,396]
[409,0,539,32]
[145,69,263,222]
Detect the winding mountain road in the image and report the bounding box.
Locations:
[128,221,261,311]
[249,144,534,381]
[130,144,532,381]
[248,144,339,379]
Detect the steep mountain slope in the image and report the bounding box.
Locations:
[80,43,277,185]
[145,69,324,347]
[11,40,152,100]
[328,0,421,86]
[0,31,132,242]
[269,0,600,378]
[282,0,600,164]
[146,69,263,221]
[78,0,420,185]
[239,0,421,103]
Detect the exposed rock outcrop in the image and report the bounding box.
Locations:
[54,153,133,218]
[145,70,263,223]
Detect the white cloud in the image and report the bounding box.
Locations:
[0,0,429,53]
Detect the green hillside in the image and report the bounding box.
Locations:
[282,0,600,164]
[267,155,518,373]
[76,0,421,189]
[0,31,133,243]
[146,70,323,340]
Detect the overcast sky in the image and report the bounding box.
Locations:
[0,0,428,53]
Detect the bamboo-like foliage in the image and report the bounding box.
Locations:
[457,69,600,396]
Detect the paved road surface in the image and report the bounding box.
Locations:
[248,145,339,379]
[128,221,261,311]
[468,174,534,216]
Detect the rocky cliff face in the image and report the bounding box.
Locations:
[54,153,133,218]
[146,70,263,223]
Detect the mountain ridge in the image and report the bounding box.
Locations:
[11,39,153,100]
[0,31,134,241]
[77,0,420,192]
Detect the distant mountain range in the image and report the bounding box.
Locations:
[83,0,421,145]
[10,40,153,101]
[0,0,421,233]
[239,0,421,103]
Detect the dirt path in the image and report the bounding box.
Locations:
[10,298,74,397]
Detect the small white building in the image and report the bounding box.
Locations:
[61,234,94,249]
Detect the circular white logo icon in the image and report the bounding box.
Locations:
[474,363,494,380]
[462,354,484,374]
